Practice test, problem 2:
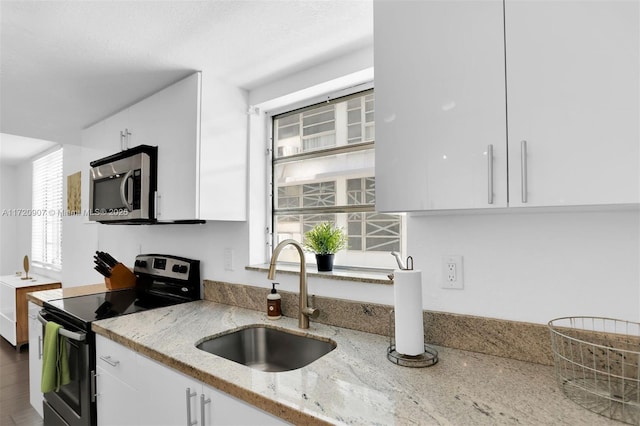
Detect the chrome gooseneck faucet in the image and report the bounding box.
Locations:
[267,239,319,329]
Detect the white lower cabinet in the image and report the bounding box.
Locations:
[96,335,288,425]
[204,383,286,426]
[96,335,140,425]
[136,352,202,426]
[28,302,43,418]
[96,367,138,426]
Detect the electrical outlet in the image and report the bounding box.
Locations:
[442,255,464,289]
[223,248,234,271]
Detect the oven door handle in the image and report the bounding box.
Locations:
[37,312,87,342]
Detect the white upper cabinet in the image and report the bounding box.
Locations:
[82,109,130,156]
[374,0,507,211]
[374,0,639,212]
[128,73,201,221]
[82,72,247,221]
[505,0,639,207]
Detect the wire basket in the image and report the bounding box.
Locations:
[548,317,640,424]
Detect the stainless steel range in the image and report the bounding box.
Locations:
[38,254,201,426]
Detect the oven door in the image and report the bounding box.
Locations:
[38,311,95,426]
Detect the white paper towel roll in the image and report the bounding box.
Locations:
[393,269,425,356]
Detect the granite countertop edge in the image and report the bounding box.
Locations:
[90,299,617,426]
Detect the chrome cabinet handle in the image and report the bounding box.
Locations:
[124,128,131,149]
[99,355,120,367]
[521,140,528,203]
[200,394,211,426]
[120,128,131,151]
[487,144,494,204]
[38,335,42,360]
[186,388,197,426]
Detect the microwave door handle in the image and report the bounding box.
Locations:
[127,176,134,206]
[119,170,134,211]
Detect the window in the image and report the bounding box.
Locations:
[32,148,63,271]
[271,89,404,269]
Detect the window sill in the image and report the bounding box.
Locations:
[245,264,394,285]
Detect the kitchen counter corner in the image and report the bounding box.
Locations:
[26,283,107,306]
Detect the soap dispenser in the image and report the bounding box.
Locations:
[267,282,282,320]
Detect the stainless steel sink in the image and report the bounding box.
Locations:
[196,325,336,372]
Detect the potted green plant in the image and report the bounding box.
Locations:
[303,222,348,271]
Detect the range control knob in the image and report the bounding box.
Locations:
[134,260,147,268]
[171,264,188,274]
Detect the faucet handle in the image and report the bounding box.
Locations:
[302,306,320,319]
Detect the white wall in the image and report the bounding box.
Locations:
[15,162,33,275]
[409,209,640,323]
[0,164,19,274]
[0,157,56,278]
[61,144,99,286]
[92,207,640,326]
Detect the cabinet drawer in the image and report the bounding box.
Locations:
[96,335,138,388]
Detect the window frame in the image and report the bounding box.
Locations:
[266,84,406,270]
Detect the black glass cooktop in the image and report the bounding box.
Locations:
[44,288,146,325]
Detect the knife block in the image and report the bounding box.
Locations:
[105,263,137,290]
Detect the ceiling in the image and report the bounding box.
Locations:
[0,134,59,166]
[0,0,373,164]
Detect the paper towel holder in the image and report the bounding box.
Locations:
[387,309,438,368]
[387,256,415,281]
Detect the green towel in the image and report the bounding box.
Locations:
[41,321,71,393]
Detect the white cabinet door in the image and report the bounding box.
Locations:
[203,383,289,426]
[82,108,130,156]
[137,353,289,426]
[505,0,639,207]
[375,0,639,212]
[198,75,248,221]
[96,366,139,426]
[136,352,201,426]
[129,73,201,221]
[28,302,43,418]
[374,0,507,211]
[95,335,141,425]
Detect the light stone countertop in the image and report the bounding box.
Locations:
[92,300,617,426]
[0,273,60,289]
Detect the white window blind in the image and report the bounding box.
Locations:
[32,148,63,271]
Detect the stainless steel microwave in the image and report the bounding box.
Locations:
[89,145,157,223]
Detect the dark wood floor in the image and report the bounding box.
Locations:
[0,338,43,426]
